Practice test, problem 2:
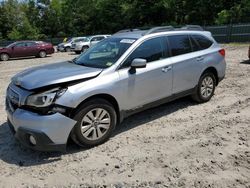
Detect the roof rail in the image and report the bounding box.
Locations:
[114,25,204,36]
[180,25,204,31]
[114,29,141,34]
[143,26,174,35]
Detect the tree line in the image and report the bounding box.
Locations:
[0,0,250,40]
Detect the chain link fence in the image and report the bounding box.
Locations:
[204,23,250,43]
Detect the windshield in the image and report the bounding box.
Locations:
[73,37,136,68]
[6,42,16,48]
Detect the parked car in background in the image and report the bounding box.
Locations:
[57,37,87,52]
[5,25,226,151]
[0,41,54,61]
[71,35,110,54]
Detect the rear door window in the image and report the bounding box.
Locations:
[189,36,201,52]
[191,35,213,50]
[168,35,192,56]
[26,42,36,47]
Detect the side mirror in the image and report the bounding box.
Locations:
[131,58,147,69]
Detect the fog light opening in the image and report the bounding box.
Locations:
[29,135,37,146]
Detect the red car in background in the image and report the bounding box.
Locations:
[248,45,250,59]
[0,41,54,61]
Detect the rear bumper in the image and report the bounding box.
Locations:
[6,108,76,152]
[46,48,55,54]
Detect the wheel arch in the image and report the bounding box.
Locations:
[71,93,121,123]
[201,67,219,85]
[0,52,10,58]
[38,49,46,53]
[82,45,89,49]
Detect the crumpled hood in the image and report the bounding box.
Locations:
[12,61,102,90]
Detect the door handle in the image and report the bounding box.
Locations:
[197,56,204,62]
[162,66,172,73]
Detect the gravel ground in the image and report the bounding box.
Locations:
[0,45,249,188]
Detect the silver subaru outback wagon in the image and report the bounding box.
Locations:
[6,26,226,151]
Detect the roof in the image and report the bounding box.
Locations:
[112,30,146,39]
[112,25,205,39]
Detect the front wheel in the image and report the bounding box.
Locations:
[65,47,71,52]
[71,99,117,148]
[192,72,216,103]
[0,53,9,61]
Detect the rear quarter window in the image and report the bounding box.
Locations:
[191,35,213,50]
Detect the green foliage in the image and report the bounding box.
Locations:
[7,28,22,40]
[7,16,40,40]
[215,0,250,24]
[0,32,3,41]
[0,0,250,40]
[216,10,231,24]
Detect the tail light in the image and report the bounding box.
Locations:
[219,49,225,57]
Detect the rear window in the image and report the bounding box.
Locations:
[168,35,192,56]
[191,35,213,50]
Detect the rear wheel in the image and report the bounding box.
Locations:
[71,99,117,148]
[0,53,9,61]
[192,72,216,103]
[39,50,46,58]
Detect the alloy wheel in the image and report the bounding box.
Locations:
[80,108,111,141]
[200,76,214,98]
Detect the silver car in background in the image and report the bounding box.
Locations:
[71,35,110,54]
[6,26,226,151]
[57,37,87,52]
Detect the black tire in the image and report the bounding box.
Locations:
[75,51,81,54]
[71,98,117,148]
[81,46,89,53]
[38,50,46,58]
[65,47,71,52]
[0,53,9,61]
[192,72,216,103]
